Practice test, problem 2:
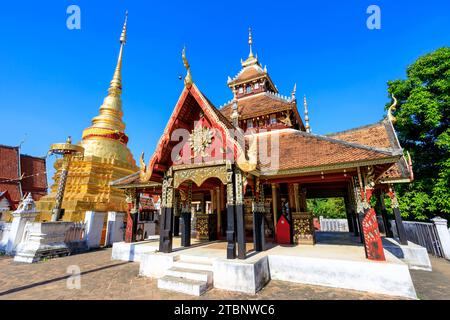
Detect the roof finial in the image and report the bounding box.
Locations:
[120,11,128,44]
[387,94,398,124]
[182,46,193,88]
[304,95,311,133]
[291,83,297,100]
[248,27,254,58]
[108,11,128,96]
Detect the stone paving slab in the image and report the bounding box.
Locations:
[0,248,447,300]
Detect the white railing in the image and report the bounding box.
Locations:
[319,217,349,232]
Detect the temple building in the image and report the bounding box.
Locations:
[0,144,47,219]
[112,29,413,262]
[36,14,138,222]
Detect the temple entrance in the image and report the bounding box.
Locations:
[174,175,226,247]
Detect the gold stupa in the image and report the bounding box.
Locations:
[36,13,138,222]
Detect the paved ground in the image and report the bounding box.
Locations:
[0,249,449,300]
[410,256,450,300]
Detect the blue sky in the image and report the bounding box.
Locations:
[1,1,449,185]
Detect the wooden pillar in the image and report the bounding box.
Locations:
[293,183,301,212]
[226,164,236,259]
[253,178,265,252]
[287,183,296,244]
[355,168,386,261]
[377,189,393,238]
[216,186,222,236]
[235,167,246,259]
[180,182,192,247]
[159,172,174,253]
[388,185,408,245]
[271,183,279,234]
[344,194,355,233]
[125,188,139,243]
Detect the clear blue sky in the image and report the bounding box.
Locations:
[1,0,449,185]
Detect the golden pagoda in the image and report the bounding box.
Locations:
[36,13,138,222]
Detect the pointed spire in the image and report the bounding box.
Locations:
[182,46,193,88]
[108,11,128,97]
[83,11,129,136]
[248,27,254,58]
[304,95,311,133]
[291,83,297,100]
[241,28,258,67]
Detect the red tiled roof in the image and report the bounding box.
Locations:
[220,92,294,121]
[228,64,266,86]
[326,120,396,150]
[253,130,398,173]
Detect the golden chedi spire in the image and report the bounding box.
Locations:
[36,12,137,222]
[80,11,136,164]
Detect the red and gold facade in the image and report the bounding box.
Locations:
[112,30,413,261]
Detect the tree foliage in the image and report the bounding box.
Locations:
[387,47,450,221]
[307,198,346,219]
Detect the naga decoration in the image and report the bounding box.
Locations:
[182,46,193,88]
[387,94,398,124]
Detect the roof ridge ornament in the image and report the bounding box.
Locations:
[387,94,398,124]
[291,83,297,100]
[248,27,254,59]
[182,46,193,88]
[304,95,311,133]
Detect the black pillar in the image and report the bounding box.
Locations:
[344,195,354,233]
[226,204,236,259]
[393,205,408,245]
[253,208,265,252]
[357,211,365,245]
[226,167,236,259]
[235,168,246,260]
[236,203,246,259]
[180,212,191,247]
[159,206,174,253]
[173,215,180,237]
[378,190,393,238]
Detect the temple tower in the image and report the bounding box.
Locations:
[36,13,138,222]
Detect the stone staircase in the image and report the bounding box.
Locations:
[157,255,214,296]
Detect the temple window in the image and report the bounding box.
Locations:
[247,119,253,128]
[238,87,244,94]
[270,114,277,124]
[246,85,252,94]
[254,82,259,89]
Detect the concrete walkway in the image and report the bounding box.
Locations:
[0,248,399,300]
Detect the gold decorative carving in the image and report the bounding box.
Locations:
[188,126,214,157]
[173,165,227,188]
[292,212,315,245]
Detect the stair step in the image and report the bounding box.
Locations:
[166,267,213,284]
[173,260,214,271]
[178,254,214,264]
[158,275,210,296]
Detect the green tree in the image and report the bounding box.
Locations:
[387,47,450,221]
[307,198,346,219]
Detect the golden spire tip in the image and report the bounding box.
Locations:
[248,27,253,58]
[120,11,128,44]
